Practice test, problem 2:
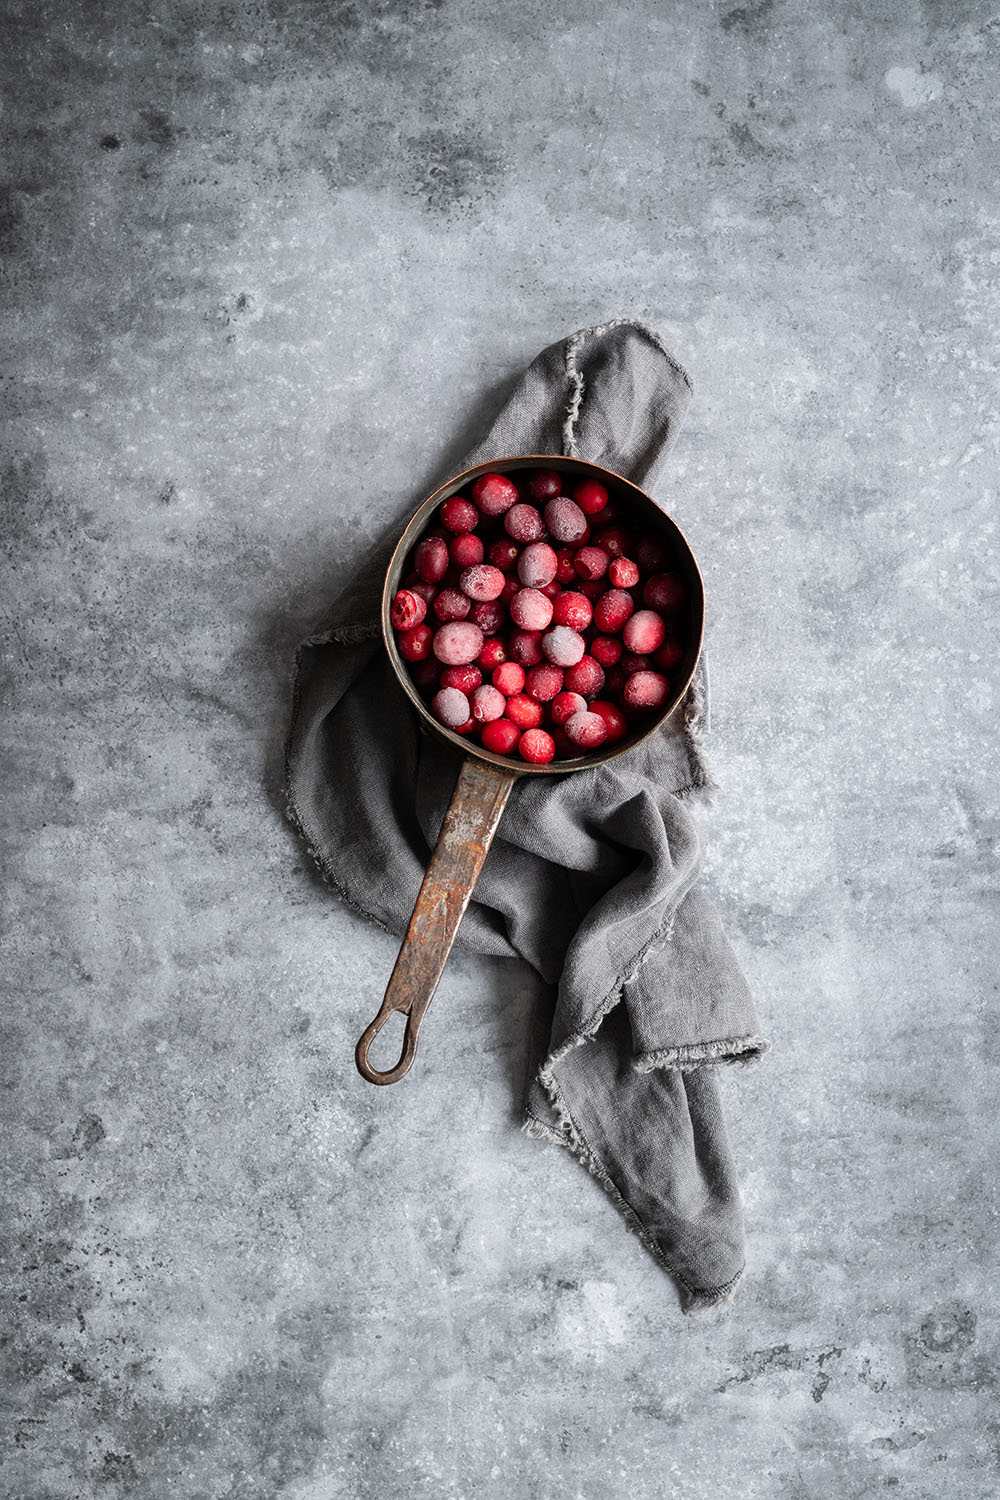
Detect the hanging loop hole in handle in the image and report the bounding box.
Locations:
[355,1000,419,1086]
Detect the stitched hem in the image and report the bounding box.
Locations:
[633,1035,771,1074]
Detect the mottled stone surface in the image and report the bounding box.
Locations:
[2,1,998,1496]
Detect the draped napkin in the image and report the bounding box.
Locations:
[285,319,768,1308]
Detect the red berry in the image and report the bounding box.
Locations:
[525,663,564,702]
[623,609,667,655]
[391,588,427,631]
[604,666,627,700]
[450,533,484,568]
[505,503,545,543]
[621,651,651,675]
[517,541,558,588]
[509,588,554,631]
[593,589,635,633]
[506,693,543,730]
[635,535,671,573]
[573,480,609,516]
[608,556,639,589]
[433,587,471,623]
[440,496,479,533]
[544,496,589,545]
[472,472,519,516]
[410,658,442,693]
[509,630,544,667]
[527,468,562,501]
[654,637,684,670]
[643,572,688,613]
[551,690,588,726]
[518,727,555,764]
[478,638,507,670]
[500,575,520,606]
[481,718,520,756]
[623,670,670,712]
[471,599,505,635]
[573,545,609,582]
[454,717,477,735]
[414,536,450,583]
[541,625,586,667]
[470,684,506,723]
[564,710,608,750]
[399,623,433,661]
[460,564,505,602]
[578,577,605,599]
[590,635,622,667]
[595,526,632,560]
[432,687,470,729]
[554,547,577,583]
[441,664,482,693]
[432,621,484,665]
[540,579,562,599]
[564,654,605,698]
[409,579,437,604]
[589,700,627,743]
[551,591,593,630]
[488,538,520,571]
[492,661,525,695]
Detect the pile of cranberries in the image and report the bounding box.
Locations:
[389,468,690,765]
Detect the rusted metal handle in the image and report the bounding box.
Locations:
[355,755,516,1085]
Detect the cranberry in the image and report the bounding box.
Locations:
[470,684,506,723]
[440,496,479,533]
[608,556,639,589]
[623,670,670,712]
[399,623,433,661]
[635,535,671,573]
[460,564,505,602]
[500,575,520,606]
[414,536,450,583]
[551,591,592,630]
[621,651,651,675]
[573,479,608,516]
[450,533,484,568]
[623,609,667,655]
[488,538,520,571]
[544,496,589,545]
[506,693,544,730]
[643,572,688,613]
[433,621,484,665]
[595,526,632,560]
[432,687,470,730]
[590,635,623,667]
[410,658,441,693]
[509,629,544,667]
[564,654,605,698]
[518,727,556,764]
[478,638,507,670]
[593,589,635,633]
[589,700,627,743]
[573,545,609,582]
[551,690,588,726]
[517,542,558,588]
[492,661,525,695]
[527,468,562,501]
[441,664,482,693]
[654,637,684,670]
[391,589,427,630]
[409,579,437,604]
[509,588,554,631]
[540,579,562,599]
[554,547,577,583]
[578,577,605,600]
[433,587,471,623]
[505,503,545,543]
[471,599,504,635]
[472,472,519,516]
[541,625,586,667]
[481,718,520,756]
[525,662,564,702]
[564,710,608,750]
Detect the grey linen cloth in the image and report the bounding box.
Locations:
[285,319,768,1309]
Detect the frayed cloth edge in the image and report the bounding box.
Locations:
[633,1035,772,1073]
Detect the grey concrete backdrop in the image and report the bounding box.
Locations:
[2,0,997,1496]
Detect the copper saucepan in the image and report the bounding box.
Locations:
[355,455,705,1085]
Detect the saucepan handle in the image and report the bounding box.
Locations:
[355,756,516,1086]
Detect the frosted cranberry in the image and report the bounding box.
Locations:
[595,526,632,560]
[509,588,554,630]
[440,496,479,533]
[432,687,471,730]
[518,728,555,764]
[623,670,670,712]
[411,658,441,693]
[644,572,688,613]
[551,591,592,630]
[527,468,562,501]
[573,479,609,516]
[433,587,471,623]
[441,664,482,693]
[564,654,605,698]
[590,700,627,743]
[517,542,558,588]
[542,625,586,667]
[564,710,608,750]
[423,527,449,543]
[608,556,639,589]
[472,472,519,516]
[551,690,588,726]
[433,621,484,665]
[506,693,543,730]
[409,579,437,604]
[505,503,545,543]
[509,630,544,667]
[488,538,520,571]
[478,638,507,670]
[635,535,671,573]
[470,600,502,635]
[414,536,449,583]
[544,497,589,545]
[654,637,684,670]
[492,661,525,695]
[470,684,506,723]
[391,589,427,630]
[573,545,609,582]
[554,547,577,583]
[593,589,635,633]
[399,623,433,661]
[460,564,505,602]
[623,609,667,655]
[500,575,520,606]
[621,651,651,675]
[591,635,623,667]
[450,533,484,568]
[481,718,520,756]
[525,663,564,702]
